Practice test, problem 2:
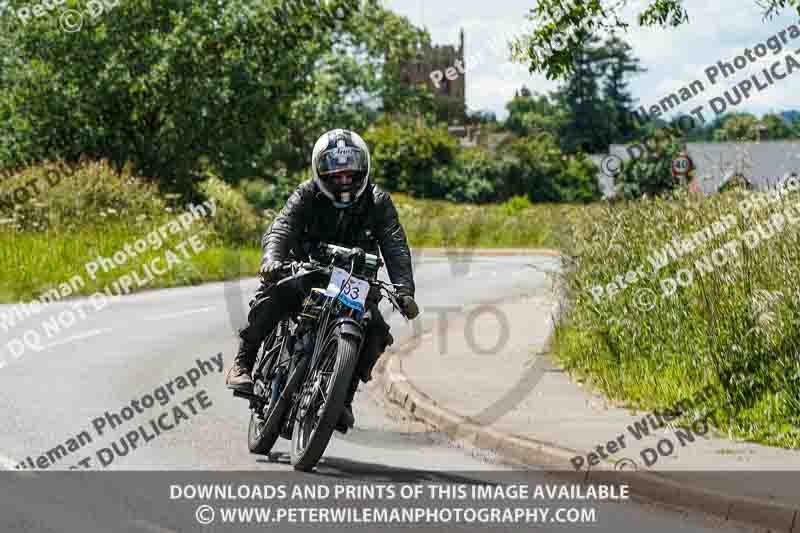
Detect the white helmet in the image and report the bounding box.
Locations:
[311,129,371,208]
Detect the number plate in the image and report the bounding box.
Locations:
[325,267,370,312]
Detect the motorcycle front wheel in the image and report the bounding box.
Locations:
[290,331,359,471]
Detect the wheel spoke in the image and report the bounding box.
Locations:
[316,385,328,406]
[293,337,341,459]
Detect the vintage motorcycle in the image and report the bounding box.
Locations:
[233,243,410,471]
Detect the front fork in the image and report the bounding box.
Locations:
[295,315,365,421]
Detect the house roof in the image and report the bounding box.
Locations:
[604,140,800,194]
[685,141,800,193]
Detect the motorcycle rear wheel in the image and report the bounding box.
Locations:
[248,327,302,456]
[248,354,308,455]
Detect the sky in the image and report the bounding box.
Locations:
[383,0,800,121]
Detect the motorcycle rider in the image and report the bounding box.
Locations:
[226,128,419,431]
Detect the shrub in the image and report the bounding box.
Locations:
[718,174,754,193]
[555,154,602,203]
[0,161,266,302]
[615,131,683,199]
[441,147,511,203]
[363,119,457,198]
[500,195,534,216]
[198,175,265,246]
[502,133,601,203]
[0,160,165,232]
[240,170,305,211]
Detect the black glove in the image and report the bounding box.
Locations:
[260,260,284,283]
[396,288,419,319]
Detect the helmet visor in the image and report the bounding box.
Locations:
[316,145,368,177]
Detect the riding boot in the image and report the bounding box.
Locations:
[336,376,359,432]
[359,331,393,382]
[226,280,293,393]
[225,335,260,392]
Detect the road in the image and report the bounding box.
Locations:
[0,255,748,532]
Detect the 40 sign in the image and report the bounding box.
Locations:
[672,152,693,178]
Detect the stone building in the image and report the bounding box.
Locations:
[399,29,466,123]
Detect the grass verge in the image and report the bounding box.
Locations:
[1,164,571,303]
[555,187,800,449]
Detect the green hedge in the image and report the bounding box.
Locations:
[363,119,601,204]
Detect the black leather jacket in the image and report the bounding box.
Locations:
[261,180,415,296]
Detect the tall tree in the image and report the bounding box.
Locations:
[601,34,645,144]
[278,6,431,173]
[0,0,428,194]
[504,87,566,138]
[552,32,609,153]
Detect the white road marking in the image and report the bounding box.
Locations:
[42,328,112,351]
[144,306,215,321]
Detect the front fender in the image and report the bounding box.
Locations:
[328,317,364,344]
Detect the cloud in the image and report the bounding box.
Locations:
[383,0,800,120]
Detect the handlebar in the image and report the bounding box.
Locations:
[320,243,382,271]
[275,243,413,318]
[278,243,382,274]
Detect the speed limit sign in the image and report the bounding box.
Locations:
[672,153,693,177]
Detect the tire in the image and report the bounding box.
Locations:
[248,410,280,455]
[290,332,359,471]
[248,353,309,455]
